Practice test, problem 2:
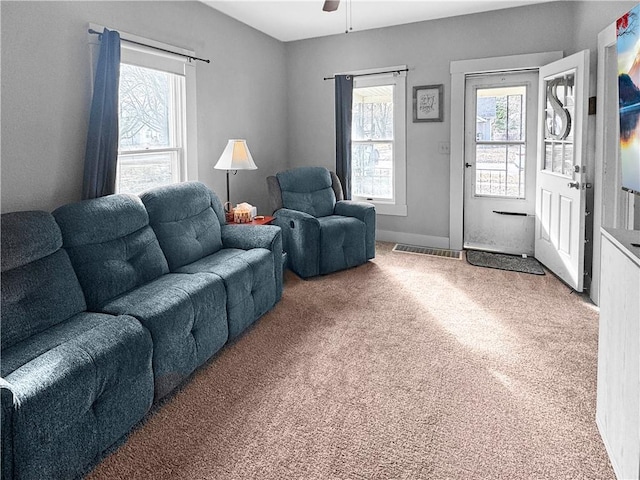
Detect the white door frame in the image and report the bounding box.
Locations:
[449,51,563,250]
[593,23,621,305]
[593,22,638,305]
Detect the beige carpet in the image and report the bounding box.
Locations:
[87,242,613,479]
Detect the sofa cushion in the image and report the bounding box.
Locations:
[1,380,14,480]
[140,182,224,271]
[2,313,153,480]
[277,167,336,218]
[1,212,86,350]
[53,194,169,310]
[176,248,275,339]
[100,273,229,399]
[1,211,61,272]
[317,215,366,275]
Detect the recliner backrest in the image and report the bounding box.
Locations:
[53,194,169,310]
[140,182,225,271]
[276,167,336,218]
[266,175,283,214]
[1,211,86,349]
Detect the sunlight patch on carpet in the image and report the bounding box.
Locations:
[388,264,521,358]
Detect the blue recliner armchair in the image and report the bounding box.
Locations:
[267,166,375,278]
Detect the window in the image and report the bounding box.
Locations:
[117,63,184,194]
[115,37,197,194]
[351,69,407,216]
[474,85,527,198]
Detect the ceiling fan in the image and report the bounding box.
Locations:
[323,0,353,33]
[322,0,340,12]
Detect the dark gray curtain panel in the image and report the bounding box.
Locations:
[334,75,353,199]
[82,28,121,199]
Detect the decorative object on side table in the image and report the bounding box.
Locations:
[413,84,444,122]
[229,202,257,223]
[214,139,257,222]
[233,206,252,223]
[229,215,274,226]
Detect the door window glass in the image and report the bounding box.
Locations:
[542,70,575,177]
[475,85,527,198]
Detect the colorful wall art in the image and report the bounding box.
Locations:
[618,3,640,194]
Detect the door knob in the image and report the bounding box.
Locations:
[465,163,473,168]
[567,181,580,189]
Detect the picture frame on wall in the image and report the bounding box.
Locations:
[413,84,444,122]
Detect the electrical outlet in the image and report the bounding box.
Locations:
[438,142,450,154]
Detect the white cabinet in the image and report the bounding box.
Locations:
[596,228,640,480]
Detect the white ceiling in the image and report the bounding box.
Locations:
[203,0,556,42]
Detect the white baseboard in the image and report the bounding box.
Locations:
[375,230,450,249]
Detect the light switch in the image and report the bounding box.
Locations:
[438,142,450,154]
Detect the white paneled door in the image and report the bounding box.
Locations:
[534,50,590,291]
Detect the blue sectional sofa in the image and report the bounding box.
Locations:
[1,211,154,480]
[140,182,283,340]
[0,182,282,480]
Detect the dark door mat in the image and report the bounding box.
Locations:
[466,250,545,275]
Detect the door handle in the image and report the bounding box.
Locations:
[465,163,473,168]
[567,181,580,189]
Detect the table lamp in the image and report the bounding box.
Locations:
[214,139,257,208]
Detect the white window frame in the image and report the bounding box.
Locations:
[88,24,198,191]
[346,66,407,216]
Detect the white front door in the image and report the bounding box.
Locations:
[534,50,590,291]
[464,71,539,255]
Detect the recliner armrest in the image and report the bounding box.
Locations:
[273,209,321,278]
[334,201,376,260]
[334,200,374,221]
[274,208,319,225]
[221,224,284,301]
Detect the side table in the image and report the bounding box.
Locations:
[228,215,274,226]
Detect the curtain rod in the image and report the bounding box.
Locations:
[88,29,210,64]
[323,68,408,81]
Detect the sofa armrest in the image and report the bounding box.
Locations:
[273,209,321,278]
[221,224,281,251]
[221,224,284,301]
[1,378,16,480]
[334,200,376,260]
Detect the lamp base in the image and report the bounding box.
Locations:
[223,201,234,223]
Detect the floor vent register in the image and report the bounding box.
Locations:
[392,244,462,259]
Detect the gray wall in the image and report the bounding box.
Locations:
[285,1,635,244]
[1,1,288,215]
[1,0,634,237]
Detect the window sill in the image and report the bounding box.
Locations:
[353,200,407,216]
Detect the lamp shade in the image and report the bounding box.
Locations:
[214,139,257,170]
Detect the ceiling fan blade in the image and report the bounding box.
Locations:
[322,0,340,12]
